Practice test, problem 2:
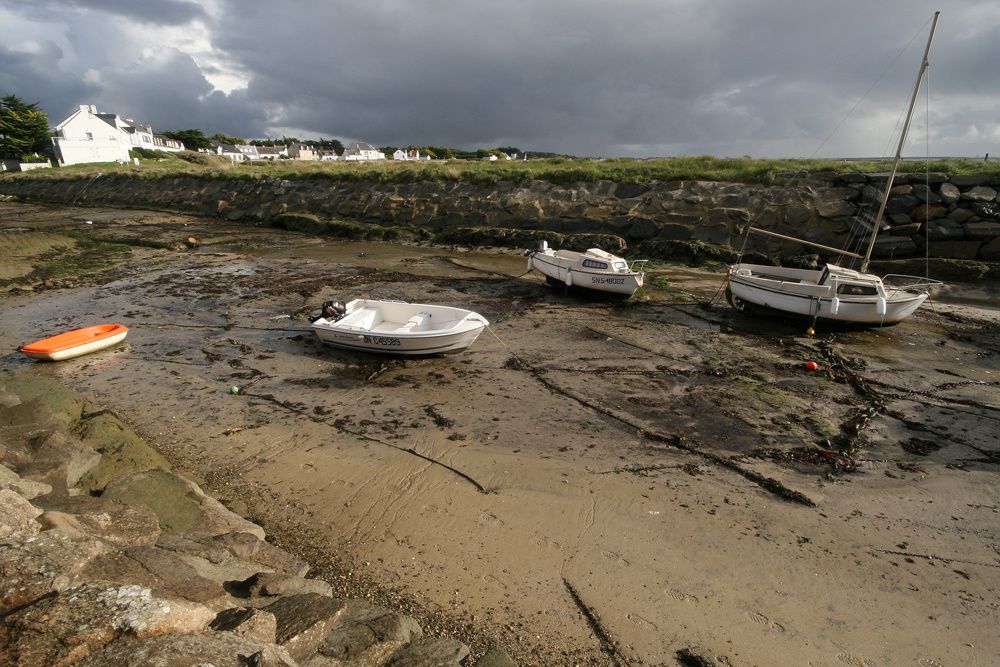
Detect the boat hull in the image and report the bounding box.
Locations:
[728,270,928,325]
[528,252,643,296]
[311,300,488,355]
[20,324,129,361]
[312,325,486,355]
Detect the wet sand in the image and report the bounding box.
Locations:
[1,202,998,666]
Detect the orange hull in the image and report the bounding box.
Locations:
[20,324,129,361]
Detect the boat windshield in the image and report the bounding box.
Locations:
[836,283,879,296]
[582,259,609,270]
[612,261,627,272]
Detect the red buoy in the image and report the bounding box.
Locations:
[805,361,819,371]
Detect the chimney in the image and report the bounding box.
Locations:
[90,104,97,113]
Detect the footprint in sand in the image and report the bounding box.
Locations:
[530,536,564,550]
[600,550,630,566]
[478,512,504,528]
[917,659,943,667]
[836,652,876,667]
[483,573,508,590]
[666,588,699,603]
[747,611,785,633]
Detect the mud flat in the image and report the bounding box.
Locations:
[1,202,999,666]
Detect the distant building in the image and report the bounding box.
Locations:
[317,150,341,161]
[343,141,385,161]
[236,144,260,160]
[392,149,427,161]
[256,145,288,160]
[288,143,318,161]
[210,140,248,162]
[51,104,182,166]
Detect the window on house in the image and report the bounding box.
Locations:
[85,132,93,140]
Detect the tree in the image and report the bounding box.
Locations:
[211,133,246,145]
[161,128,212,151]
[0,95,51,159]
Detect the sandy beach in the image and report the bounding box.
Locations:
[1,201,998,666]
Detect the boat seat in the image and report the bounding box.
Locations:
[395,312,432,332]
[341,307,379,329]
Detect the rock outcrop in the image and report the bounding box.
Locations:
[0,373,507,666]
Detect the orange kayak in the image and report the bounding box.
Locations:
[20,324,129,361]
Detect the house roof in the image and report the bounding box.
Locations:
[211,140,244,153]
[346,141,379,153]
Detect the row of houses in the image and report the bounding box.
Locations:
[51,105,184,166]
[208,140,397,163]
[47,103,521,167]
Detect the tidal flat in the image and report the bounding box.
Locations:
[1,201,998,665]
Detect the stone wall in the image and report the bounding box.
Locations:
[2,171,999,262]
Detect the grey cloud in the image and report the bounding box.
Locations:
[95,50,268,134]
[8,0,206,26]
[0,42,96,118]
[2,0,998,156]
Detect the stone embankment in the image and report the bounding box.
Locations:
[0,373,512,667]
[2,171,1000,269]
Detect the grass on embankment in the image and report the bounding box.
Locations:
[5,153,1000,186]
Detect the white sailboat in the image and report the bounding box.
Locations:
[726,12,943,326]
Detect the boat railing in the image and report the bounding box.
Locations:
[628,259,650,272]
[882,274,944,293]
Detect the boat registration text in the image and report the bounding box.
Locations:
[363,335,401,346]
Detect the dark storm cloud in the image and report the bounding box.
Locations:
[95,50,269,134]
[27,0,206,26]
[207,0,995,156]
[1,0,997,156]
[0,41,96,117]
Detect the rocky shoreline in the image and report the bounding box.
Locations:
[0,372,514,666]
[2,172,1000,274]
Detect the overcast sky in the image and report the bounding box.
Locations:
[1,0,997,158]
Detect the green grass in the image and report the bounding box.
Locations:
[5,153,1000,186]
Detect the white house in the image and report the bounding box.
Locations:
[255,145,288,160]
[51,104,183,166]
[210,141,247,162]
[392,148,427,161]
[52,105,131,165]
[343,141,385,161]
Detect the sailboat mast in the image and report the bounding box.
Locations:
[860,11,940,273]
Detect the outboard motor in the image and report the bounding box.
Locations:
[310,300,347,322]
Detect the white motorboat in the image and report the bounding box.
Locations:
[311,299,489,355]
[526,241,647,297]
[727,12,943,326]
